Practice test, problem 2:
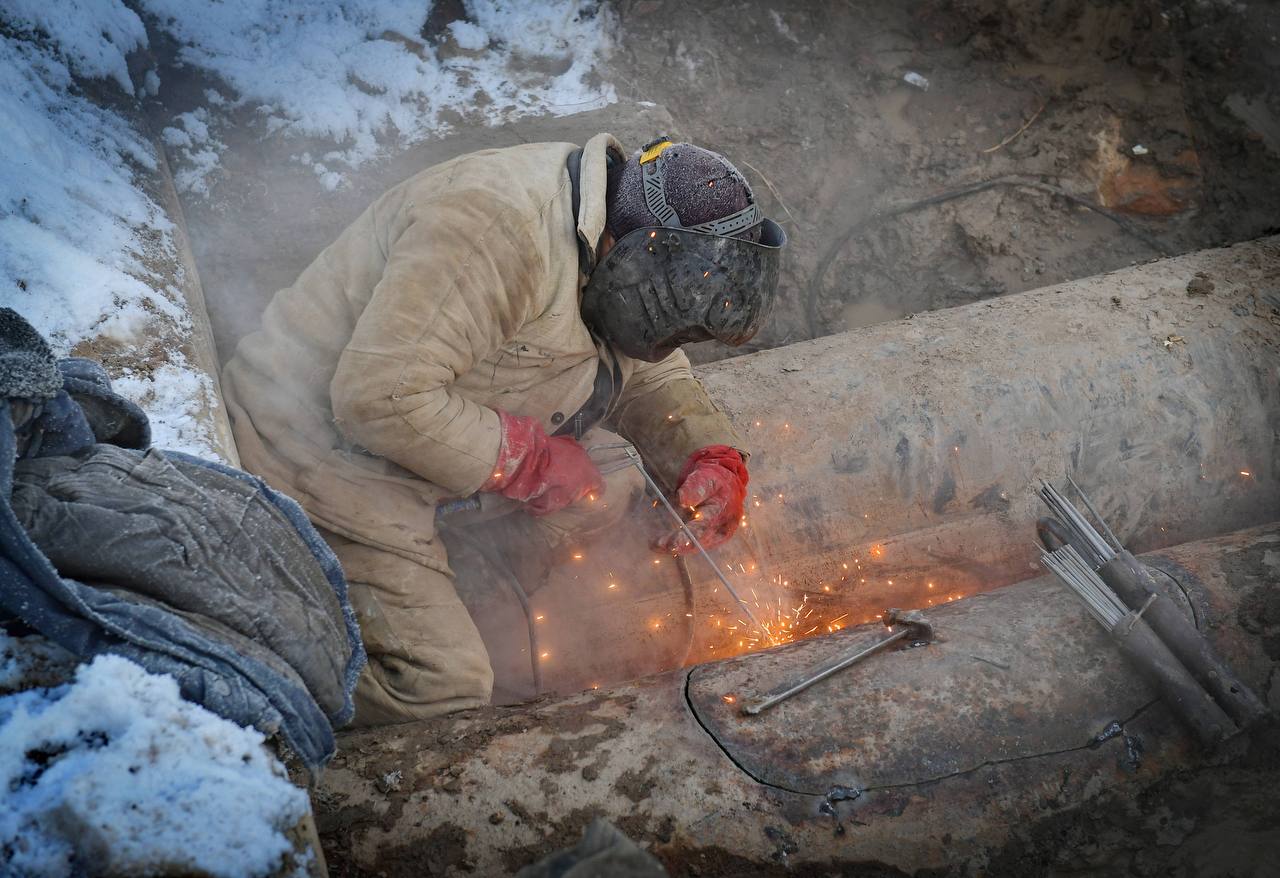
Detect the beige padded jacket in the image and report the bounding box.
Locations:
[221,134,743,572]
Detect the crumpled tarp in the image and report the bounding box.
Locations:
[0,308,365,770]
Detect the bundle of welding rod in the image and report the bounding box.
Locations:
[1038,480,1269,748]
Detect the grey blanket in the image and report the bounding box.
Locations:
[12,445,356,728]
[0,307,363,770]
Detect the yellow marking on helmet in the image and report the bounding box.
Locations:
[639,139,674,164]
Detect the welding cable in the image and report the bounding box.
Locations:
[806,174,1172,338]
[436,522,543,696]
[672,555,698,668]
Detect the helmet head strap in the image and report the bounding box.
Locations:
[638,137,762,237]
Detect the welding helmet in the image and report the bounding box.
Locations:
[581,138,787,363]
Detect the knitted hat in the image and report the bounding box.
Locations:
[606,140,762,243]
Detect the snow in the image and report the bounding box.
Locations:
[3,0,146,94]
[448,19,490,51]
[0,5,221,459]
[0,645,310,878]
[161,108,225,196]
[111,355,221,453]
[138,0,617,190]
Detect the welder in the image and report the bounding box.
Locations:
[221,135,786,725]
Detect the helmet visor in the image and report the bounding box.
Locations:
[581,218,787,362]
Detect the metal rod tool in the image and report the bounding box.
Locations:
[740,609,933,715]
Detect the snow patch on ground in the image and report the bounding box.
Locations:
[0,646,310,878]
[111,354,221,453]
[139,0,617,192]
[111,356,217,451]
[3,0,147,94]
[162,108,225,196]
[0,4,219,458]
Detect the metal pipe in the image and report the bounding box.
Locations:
[690,236,1280,609]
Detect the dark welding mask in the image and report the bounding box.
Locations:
[581,140,787,363]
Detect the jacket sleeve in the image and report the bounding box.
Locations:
[610,349,746,489]
[330,192,543,496]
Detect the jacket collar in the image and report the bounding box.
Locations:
[575,133,625,273]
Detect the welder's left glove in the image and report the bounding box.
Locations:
[657,445,749,555]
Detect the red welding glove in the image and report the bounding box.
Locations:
[481,410,605,516]
[657,445,749,555]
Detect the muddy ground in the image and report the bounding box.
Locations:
[603,0,1280,360]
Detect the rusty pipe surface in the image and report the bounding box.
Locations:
[690,236,1280,623]
[491,237,1280,699]
[315,523,1280,876]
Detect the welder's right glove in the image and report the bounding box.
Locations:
[481,410,604,516]
[656,444,749,554]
